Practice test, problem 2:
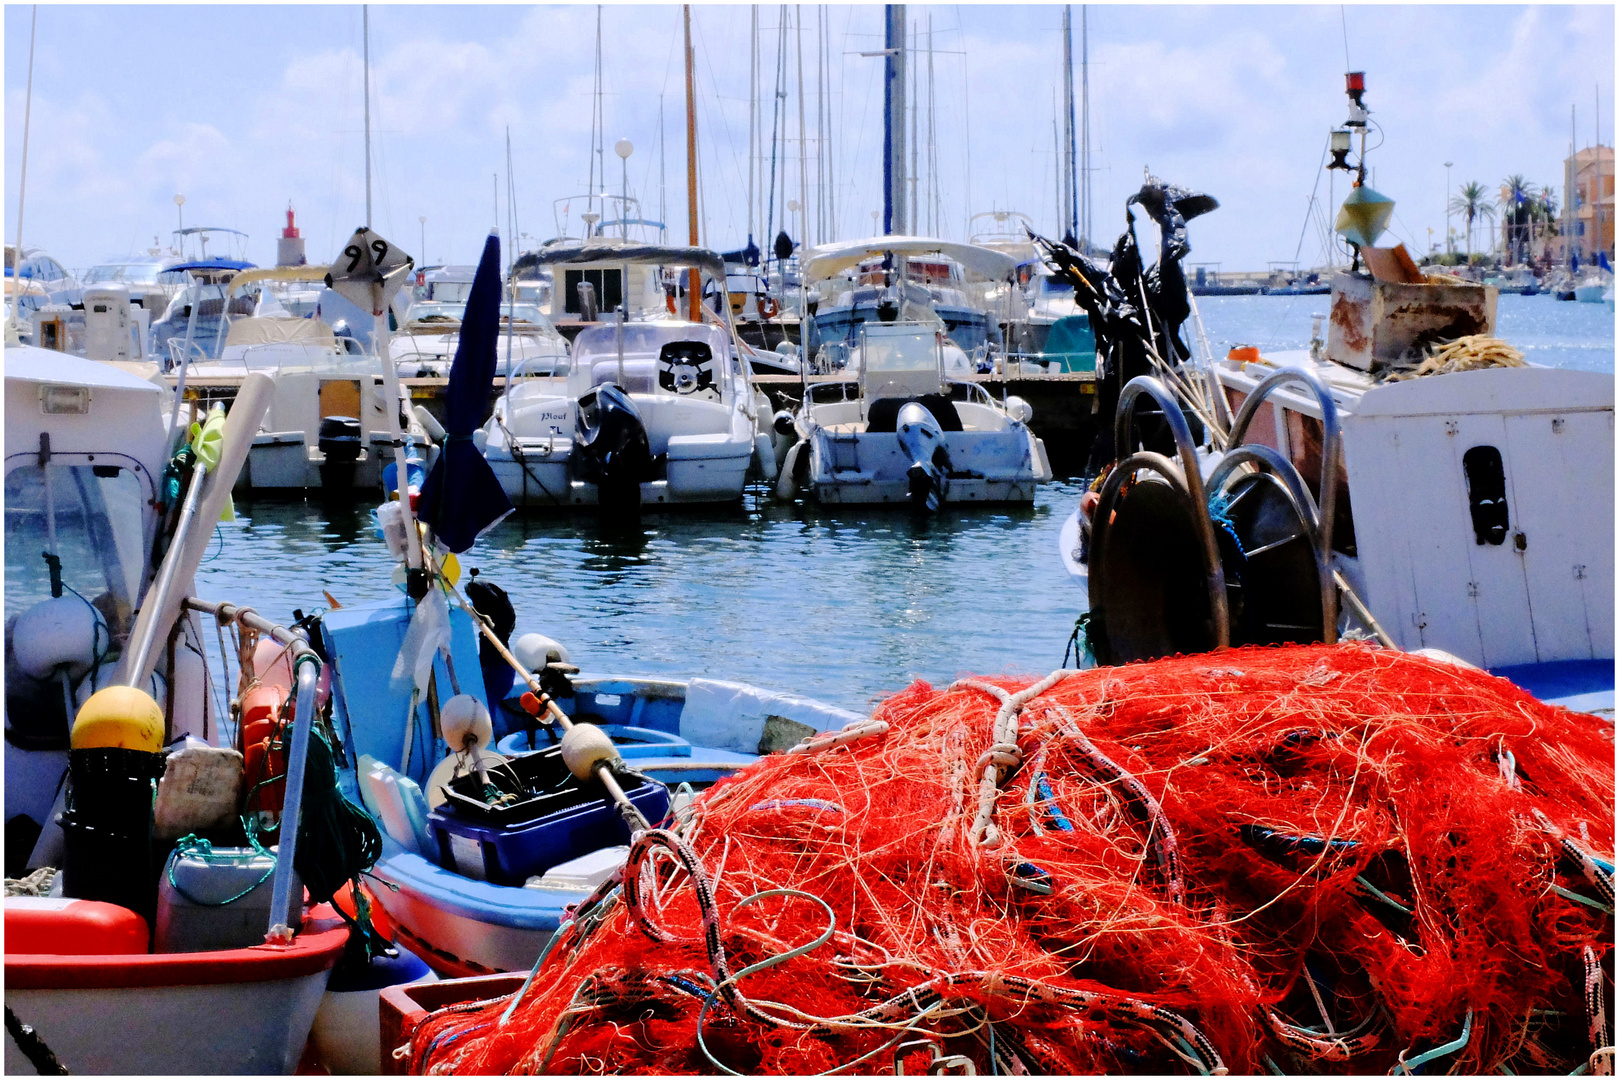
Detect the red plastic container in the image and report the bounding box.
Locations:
[5,896,149,956]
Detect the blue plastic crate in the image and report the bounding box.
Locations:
[429,779,668,886]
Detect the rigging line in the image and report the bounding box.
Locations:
[1293,141,1330,266]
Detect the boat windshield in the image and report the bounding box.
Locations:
[404,302,557,331]
[83,263,189,287]
[860,326,941,374]
[569,322,732,398]
[4,463,148,635]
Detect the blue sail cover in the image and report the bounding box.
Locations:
[417,232,515,553]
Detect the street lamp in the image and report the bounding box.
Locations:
[615,138,634,240]
[174,193,186,236]
[1443,161,1453,257]
[419,216,426,263]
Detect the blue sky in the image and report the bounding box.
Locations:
[5,4,1613,273]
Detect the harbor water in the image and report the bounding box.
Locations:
[195,294,1613,714]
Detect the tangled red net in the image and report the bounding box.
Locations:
[407,643,1614,1075]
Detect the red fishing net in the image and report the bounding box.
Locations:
[406,643,1614,1075]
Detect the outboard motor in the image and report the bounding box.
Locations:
[895,401,951,511]
[316,415,363,495]
[575,383,659,511]
[576,281,599,322]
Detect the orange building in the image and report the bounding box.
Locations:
[1553,145,1615,266]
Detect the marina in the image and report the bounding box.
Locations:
[4,2,1615,1076]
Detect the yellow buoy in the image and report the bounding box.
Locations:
[71,686,165,753]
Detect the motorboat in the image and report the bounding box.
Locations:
[1482,265,1541,296]
[391,298,570,380]
[777,316,1053,509]
[802,236,1018,375]
[80,254,194,316]
[480,243,773,510]
[3,351,358,1074]
[1573,268,1611,303]
[176,267,428,497]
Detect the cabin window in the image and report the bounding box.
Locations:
[4,464,146,635]
[1461,445,1509,546]
[563,269,623,315]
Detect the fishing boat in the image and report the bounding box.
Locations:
[776,239,1053,511]
[3,350,361,1075]
[1061,72,1614,713]
[479,242,773,510]
[317,590,862,977]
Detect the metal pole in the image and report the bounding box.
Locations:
[265,652,321,944]
[796,5,809,250]
[1081,5,1090,247]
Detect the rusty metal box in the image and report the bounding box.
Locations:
[1326,272,1497,372]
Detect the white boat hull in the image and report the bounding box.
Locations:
[802,427,1050,506]
[1058,507,1089,587]
[1574,284,1607,303]
[4,971,331,1075]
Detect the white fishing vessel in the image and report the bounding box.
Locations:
[1064,72,1614,713]
[3,352,361,1075]
[480,243,772,510]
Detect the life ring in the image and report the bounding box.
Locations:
[758,295,780,320]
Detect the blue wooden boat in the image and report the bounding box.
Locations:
[318,595,862,976]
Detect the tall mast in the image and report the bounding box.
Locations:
[591,6,604,225]
[926,12,936,236]
[815,6,825,242]
[824,8,835,241]
[684,5,701,321]
[1081,5,1091,247]
[796,5,809,249]
[1062,6,1077,242]
[363,5,373,227]
[883,5,907,235]
[659,94,667,242]
[909,19,919,234]
[749,5,758,247]
[13,5,37,302]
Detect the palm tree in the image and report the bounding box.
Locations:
[1499,175,1535,265]
[1449,181,1496,260]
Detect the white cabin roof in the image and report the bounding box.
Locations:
[804,236,1017,283]
[5,345,164,394]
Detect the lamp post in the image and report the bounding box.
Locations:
[1443,161,1453,257]
[419,216,426,262]
[615,138,634,240]
[174,193,185,237]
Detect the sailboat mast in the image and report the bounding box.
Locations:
[1062,5,1077,242]
[363,5,373,228]
[13,5,37,297]
[684,5,701,321]
[796,5,809,249]
[749,5,758,247]
[1081,5,1090,247]
[909,20,919,234]
[824,9,835,242]
[591,6,604,226]
[927,12,936,236]
[659,94,667,242]
[883,4,907,235]
[815,6,825,242]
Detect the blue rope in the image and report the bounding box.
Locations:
[1035,774,1075,832]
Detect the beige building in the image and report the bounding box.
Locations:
[1551,145,1614,267]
